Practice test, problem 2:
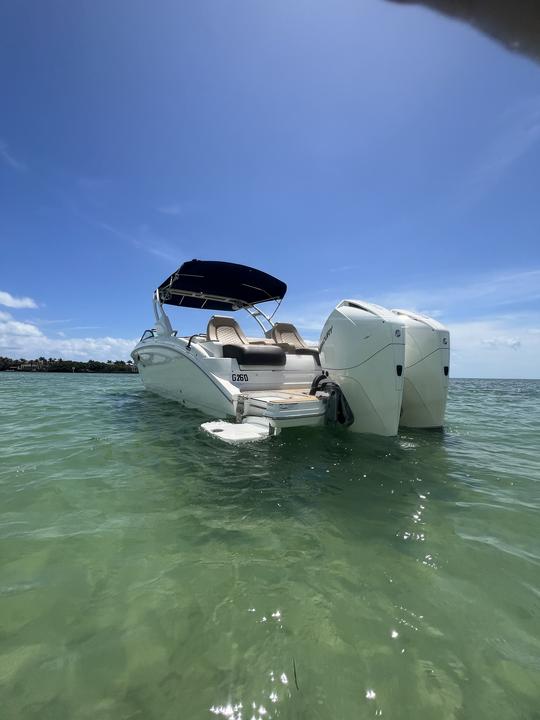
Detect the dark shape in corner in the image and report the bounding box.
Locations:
[386,0,540,63]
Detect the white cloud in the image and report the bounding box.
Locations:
[0,139,27,172]
[0,309,135,360]
[450,316,540,378]
[4,321,42,338]
[0,290,38,309]
[481,336,521,350]
[0,310,42,338]
[0,329,135,361]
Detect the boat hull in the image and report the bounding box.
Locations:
[132,341,235,418]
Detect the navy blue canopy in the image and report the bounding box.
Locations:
[157,260,287,311]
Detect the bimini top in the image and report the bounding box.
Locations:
[157,259,287,311]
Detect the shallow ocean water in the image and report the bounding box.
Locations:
[1,374,539,719]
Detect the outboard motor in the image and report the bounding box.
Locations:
[391,309,450,428]
[319,300,405,436]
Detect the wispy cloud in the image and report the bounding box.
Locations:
[481,336,521,350]
[25,317,72,326]
[328,264,363,273]
[0,290,38,309]
[287,268,540,337]
[289,301,335,335]
[374,268,540,318]
[137,224,182,263]
[466,96,540,199]
[0,139,27,172]
[70,325,102,331]
[95,221,182,264]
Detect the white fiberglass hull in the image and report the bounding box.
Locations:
[132,340,236,418]
[131,336,325,429]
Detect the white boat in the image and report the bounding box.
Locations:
[131,260,450,443]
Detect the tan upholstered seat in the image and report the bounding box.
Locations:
[270,322,320,364]
[207,315,286,366]
[271,322,308,349]
[207,316,249,345]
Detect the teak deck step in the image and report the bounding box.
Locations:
[244,388,318,404]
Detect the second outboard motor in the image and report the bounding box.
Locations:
[391,309,450,428]
[319,300,405,436]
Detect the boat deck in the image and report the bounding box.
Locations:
[244,388,319,404]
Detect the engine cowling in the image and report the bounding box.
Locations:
[391,309,450,428]
[319,300,405,436]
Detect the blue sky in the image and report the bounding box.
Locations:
[1,0,539,377]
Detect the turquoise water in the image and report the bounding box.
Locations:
[1,374,539,719]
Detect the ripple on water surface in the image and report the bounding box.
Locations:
[1,374,539,719]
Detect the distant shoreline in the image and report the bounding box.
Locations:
[0,357,137,373]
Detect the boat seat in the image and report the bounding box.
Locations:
[270,322,320,363]
[271,322,309,348]
[222,344,286,366]
[207,315,286,365]
[207,315,249,345]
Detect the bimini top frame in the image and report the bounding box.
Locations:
[155,259,287,333]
